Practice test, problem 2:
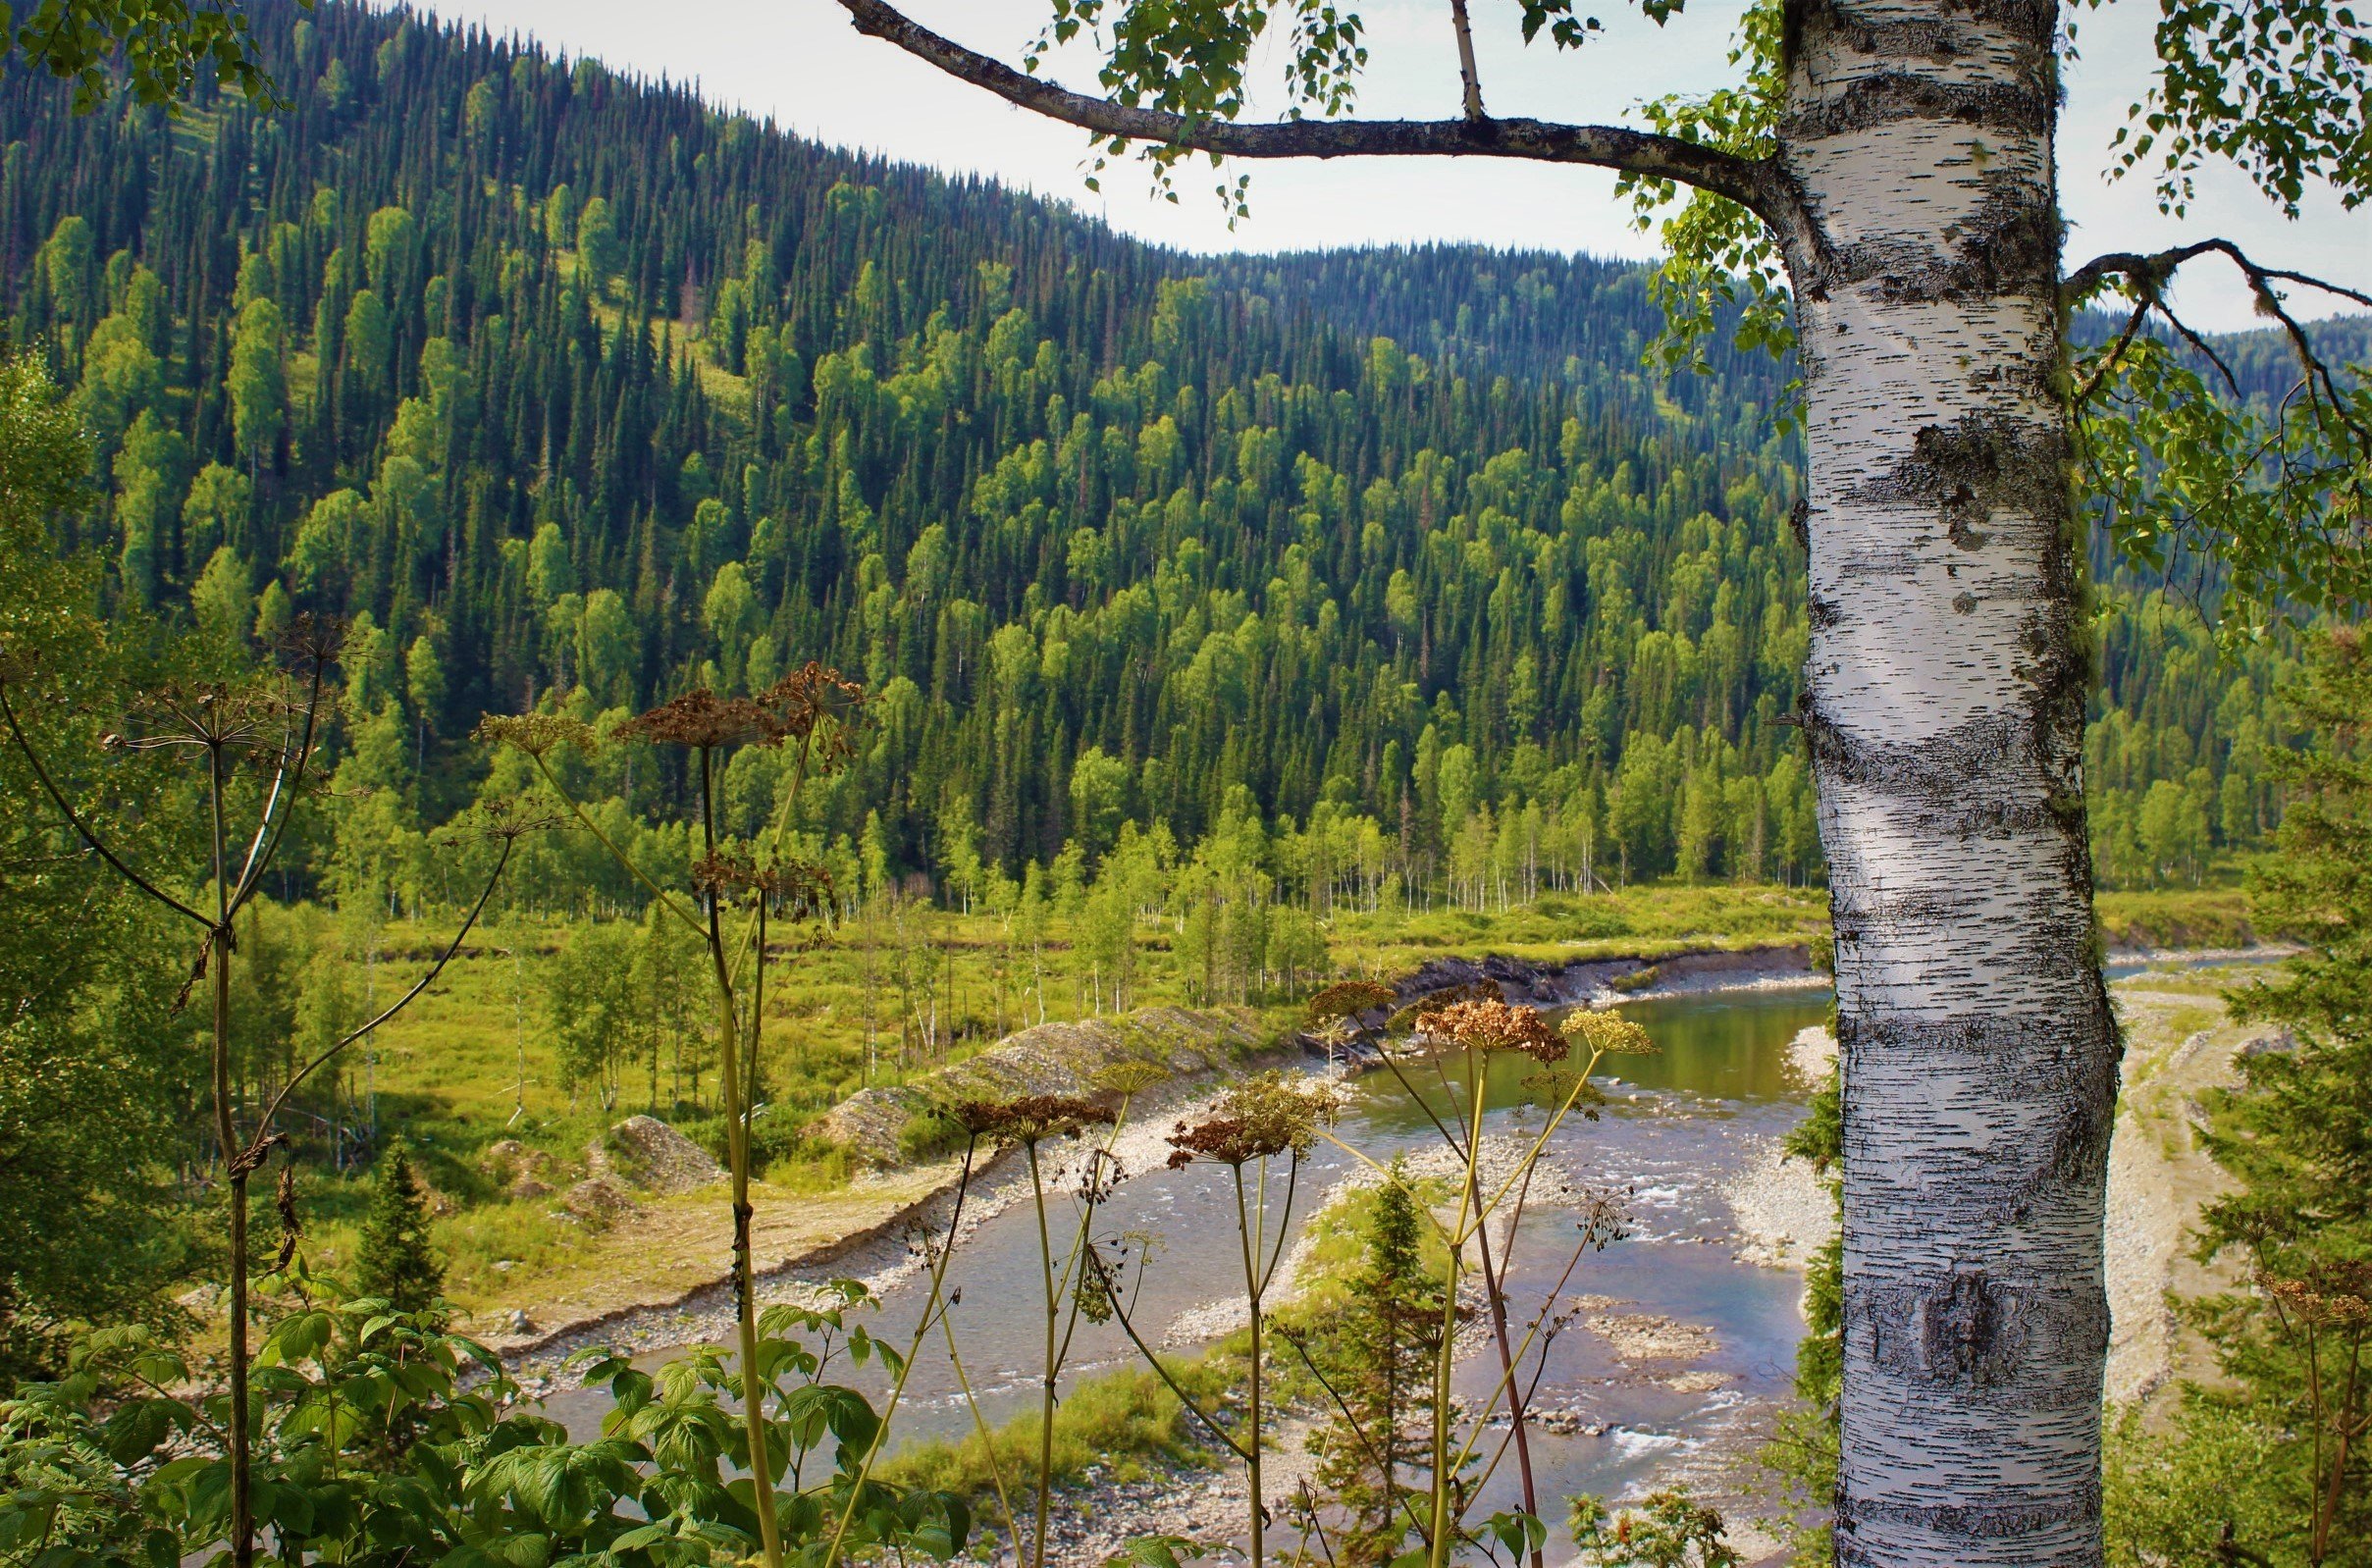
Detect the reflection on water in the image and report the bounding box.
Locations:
[541,985,1837,1525]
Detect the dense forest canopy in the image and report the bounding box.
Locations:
[0,0,2311,907]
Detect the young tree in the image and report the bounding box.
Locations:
[2184,629,2372,1562]
[0,356,193,1386]
[828,4,2372,1560]
[355,1139,445,1314]
[1303,1164,1441,1567]
[546,919,639,1111]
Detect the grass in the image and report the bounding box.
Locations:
[303,883,1824,1185]
[2094,887,2260,951]
[254,877,2259,1332]
[883,1360,1223,1501]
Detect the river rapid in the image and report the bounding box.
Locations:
[540,984,1837,1524]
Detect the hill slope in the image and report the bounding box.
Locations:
[0,0,2291,896]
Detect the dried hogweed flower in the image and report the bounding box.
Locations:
[955,1093,1117,1147]
[1415,997,1568,1063]
[2260,1260,2372,1328]
[753,662,868,760]
[613,688,764,750]
[439,794,568,845]
[474,711,599,759]
[697,848,837,913]
[1304,978,1396,1024]
[1560,1010,1660,1058]
[1165,1072,1339,1169]
[113,681,302,766]
[275,610,346,668]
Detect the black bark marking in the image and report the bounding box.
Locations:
[1839,411,2063,562]
[1922,1268,2017,1382]
[1945,485,1991,549]
[1820,183,2058,306]
[1795,0,2055,68]
[1837,1476,2103,1550]
[1851,1272,2106,1396]
[1807,706,2059,830]
[1953,591,1978,614]
[1837,1012,2120,1227]
[1782,72,2052,142]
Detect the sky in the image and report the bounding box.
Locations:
[420,0,2369,334]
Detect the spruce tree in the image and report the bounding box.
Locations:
[2184,628,2372,1564]
[1308,1161,1439,1567]
[355,1140,444,1315]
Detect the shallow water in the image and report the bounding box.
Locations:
[542,986,1835,1529]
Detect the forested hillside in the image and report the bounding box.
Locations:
[0,0,2299,903]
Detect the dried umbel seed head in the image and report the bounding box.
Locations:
[1560,1010,1660,1058]
[1304,978,1396,1024]
[276,611,346,668]
[613,688,764,750]
[1165,1072,1339,1169]
[954,1093,1117,1146]
[1092,1061,1169,1100]
[2259,1261,2372,1329]
[474,711,599,759]
[1414,998,1568,1063]
[442,794,568,844]
[117,680,300,757]
[752,662,868,758]
[692,846,757,896]
[697,850,836,910]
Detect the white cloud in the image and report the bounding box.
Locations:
[424,0,2368,333]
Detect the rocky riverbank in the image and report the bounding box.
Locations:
[1716,953,2293,1408]
[475,1004,1265,1370]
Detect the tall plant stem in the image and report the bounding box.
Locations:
[209,742,253,1568]
[1427,1049,1488,1568]
[1465,1152,1541,1565]
[1028,1139,1058,1568]
[938,1309,1018,1554]
[1233,1164,1266,1568]
[700,746,782,1568]
[823,1147,977,1568]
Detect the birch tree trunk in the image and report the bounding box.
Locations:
[1779,1,2119,1561]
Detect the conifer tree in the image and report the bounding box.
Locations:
[355,1139,444,1315]
[1306,1162,1440,1567]
[2184,629,2372,1563]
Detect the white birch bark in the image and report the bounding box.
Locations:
[1776,1,2117,1561]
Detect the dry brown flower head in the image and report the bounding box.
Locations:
[2260,1260,2372,1328]
[474,711,599,759]
[110,681,302,761]
[955,1093,1117,1146]
[439,794,569,845]
[694,848,835,911]
[1304,978,1396,1024]
[1165,1072,1339,1169]
[613,688,764,750]
[274,611,346,669]
[1414,998,1568,1063]
[752,662,868,762]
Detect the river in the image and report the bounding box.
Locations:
[541,983,1837,1524]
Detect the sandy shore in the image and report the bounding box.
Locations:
[503,1073,1241,1390]
[1718,954,2291,1409]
